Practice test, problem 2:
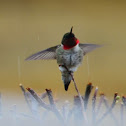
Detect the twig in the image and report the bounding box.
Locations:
[45,89,64,123]
[20,84,40,118]
[66,107,74,123]
[96,93,104,115]
[73,96,84,126]
[103,96,119,126]
[19,84,33,112]
[28,92,40,120]
[40,92,47,99]
[27,88,51,110]
[61,65,88,124]
[74,96,81,107]
[84,83,93,110]
[96,93,119,125]
[45,89,55,107]
[62,100,70,121]
[71,76,87,122]
[27,88,65,125]
[122,96,126,107]
[92,87,98,124]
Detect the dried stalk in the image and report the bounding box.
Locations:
[19,85,40,120]
[27,88,65,125]
[71,75,88,123]
[66,107,74,123]
[103,96,118,126]
[62,106,66,120]
[84,83,93,110]
[122,96,126,106]
[96,93,119,125]
[40,92,47,99]
[19,84,33,112]
[95,93,104,115]
[27,88,51,110]
[61,65,88,124]
[45,89,55,107]
[45,89,64,123]
[92,87,98,124]
[73,96,84,126]
[62,101,70,121]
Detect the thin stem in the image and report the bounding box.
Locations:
[19,84,33,112]
[92,87,98,125]
[40,92,47,99]
[103,96,119,126]
[45,89,64,123]
[84,83,93,110]
[45,89,55,107]
[96,93,119,125]
[96,93,104,115]
[27,88,65,125]
[122,96,126,107]
[60,65,88,124]
[27,88,51,110]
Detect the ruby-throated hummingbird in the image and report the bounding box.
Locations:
[26,27,101,91]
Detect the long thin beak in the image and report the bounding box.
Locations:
[70,26,73,34]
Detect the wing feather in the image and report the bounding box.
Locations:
[25,45,60,60]
[79,43,102,55]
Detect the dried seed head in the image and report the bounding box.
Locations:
[19,83,22,86]
[45,89,52,92]
[88,82,92,86]
[100,92,104,96]
[26,87,31,91]
[114,92,118,98]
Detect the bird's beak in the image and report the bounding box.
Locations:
[70,26,73,34]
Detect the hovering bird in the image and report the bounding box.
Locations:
[26,27,101,91]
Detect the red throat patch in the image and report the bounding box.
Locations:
[63,39,80,50]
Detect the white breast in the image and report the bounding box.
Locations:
[72,44,80,51]
[58,44,83,72]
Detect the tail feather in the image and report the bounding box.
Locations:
[64,80,71,91]
[62,72,72,91]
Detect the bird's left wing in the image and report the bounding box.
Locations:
[79,43,102,55]
[25,45,60,60]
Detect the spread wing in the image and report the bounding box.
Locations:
[25,45,60,60]
[79,43,102,55]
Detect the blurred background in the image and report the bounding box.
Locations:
[0,0,126,100]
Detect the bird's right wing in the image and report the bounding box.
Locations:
[25,45,60,60]
[79,43,102,55]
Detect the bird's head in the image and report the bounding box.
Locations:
[61,27,79,50]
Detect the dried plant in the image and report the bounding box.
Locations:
[0,83,125,126]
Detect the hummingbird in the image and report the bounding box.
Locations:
[25,27,101,91]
